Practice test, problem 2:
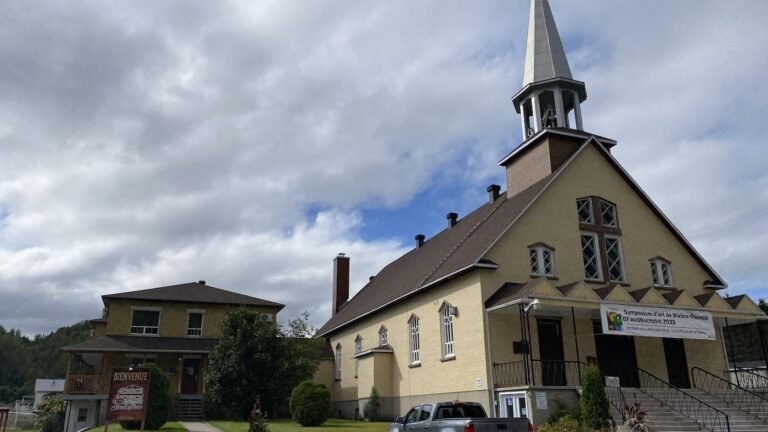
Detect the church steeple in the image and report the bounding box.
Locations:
[512,0,587,139]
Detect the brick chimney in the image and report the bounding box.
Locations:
[332,253,350,315]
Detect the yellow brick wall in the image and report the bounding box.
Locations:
[484,143,716,299]
[328,272,491,406]
[104,299,280,338]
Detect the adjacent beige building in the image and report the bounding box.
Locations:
[61,281,283,432]
[315,0,766,427]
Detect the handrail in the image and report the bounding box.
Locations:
[493,359,585,387]
[730,367,768,391]
[637,367,731,432]
[693,367,768,421]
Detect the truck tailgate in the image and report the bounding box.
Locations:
[469,418,530,432]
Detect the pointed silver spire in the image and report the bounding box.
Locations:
[522,0,573,86]
[512,0,586,139]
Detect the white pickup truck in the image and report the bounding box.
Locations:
[388,401,532,432]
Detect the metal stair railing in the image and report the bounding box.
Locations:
[730,367,768,391]
[693,367,768,422]
[637,367,731,432]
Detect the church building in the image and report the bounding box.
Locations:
[316,0,766,428]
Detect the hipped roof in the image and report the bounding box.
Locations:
[102,282,284,310]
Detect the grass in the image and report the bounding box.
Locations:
[88,421,187,432]
[211,419,390,432]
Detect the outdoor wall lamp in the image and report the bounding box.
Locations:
[524,298,542,313]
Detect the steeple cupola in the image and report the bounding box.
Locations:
[512,0,587,139]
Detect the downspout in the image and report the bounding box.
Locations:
[483,307,497,416]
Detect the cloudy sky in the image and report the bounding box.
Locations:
[0,1,767,335]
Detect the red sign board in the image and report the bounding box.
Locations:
[106,368,151,424]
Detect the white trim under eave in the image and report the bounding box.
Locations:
[485,297,530,313]
[317,263,493,337]
[497,129,617,166]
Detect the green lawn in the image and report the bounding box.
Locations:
[212,419,390,432]
[88,421,187,432]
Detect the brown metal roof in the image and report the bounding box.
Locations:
[102,282,284,310]
[316,178,553,337]
[725,294,747,309]
[63,335,219,353]
[484,281,540,310]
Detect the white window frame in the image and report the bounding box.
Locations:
[187,309,204,337]
[580,232,603,281]
[408,315,420,365]
[604,235,626,283]
[599,199,618,227]
[650,258,673,287]
[498,392,528,418]
[379,326,388,346]
[439,303,455,359]
[529,245,555,277]
[335,344,342,381]
[129,307,161,336]
[576,198,594,224]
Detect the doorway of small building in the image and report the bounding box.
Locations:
[498,392,528,418]
[537,319,566,386]
[663,338,690,388]
[181,358,200,394]
[593,321,640,387]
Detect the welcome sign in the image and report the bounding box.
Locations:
[106,368,151,425]
[600,304,716,340]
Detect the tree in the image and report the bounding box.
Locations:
[205,309,320,419]
[363,387,381,421]
[289,381,330,426]
[121,363,172,430]
[34,394,65,432]
[580,365,610,429]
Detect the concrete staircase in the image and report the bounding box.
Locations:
[175,398,204,421]
[609,387,768,432]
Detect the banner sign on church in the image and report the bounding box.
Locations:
[600,304,716,340]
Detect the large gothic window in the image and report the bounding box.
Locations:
[439,303,456,360]
[577,196,625,283]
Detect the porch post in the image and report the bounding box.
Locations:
[571,307,582,383]
[526,310,535,386]
[724,317,740,387]
[519,305,530,386]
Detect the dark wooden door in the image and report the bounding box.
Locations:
[663,338,690,388]
[181,359,200,394]
[593,321,640,387]
[537,319,566,386]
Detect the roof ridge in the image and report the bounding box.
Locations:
[417,196,508,287]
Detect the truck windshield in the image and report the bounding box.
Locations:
[435,404,486,419]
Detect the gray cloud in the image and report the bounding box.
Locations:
[0,1,766,335]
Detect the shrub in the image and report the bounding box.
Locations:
[580,366,610,429]
[289,381,331,426]
[547,399,581,424]
[363,387,381,421]
[537,415,580,432]
[617,399,648,432]
[34,395,65,432]
[121,363,172,430]
[248,399,270,432]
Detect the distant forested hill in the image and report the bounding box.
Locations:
[0,321,91,403]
